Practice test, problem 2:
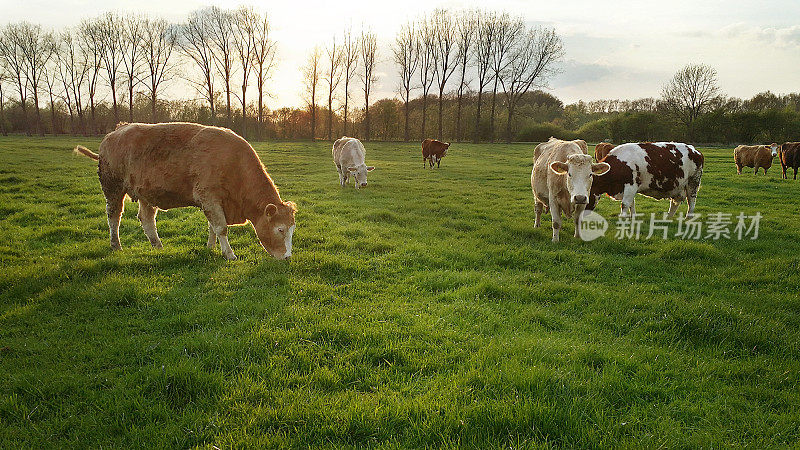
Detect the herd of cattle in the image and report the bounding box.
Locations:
[73,122,800,258]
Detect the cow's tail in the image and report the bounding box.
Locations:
[74,145,99,161]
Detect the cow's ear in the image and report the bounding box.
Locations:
[550,161,569,175]
[591,162,611,175]
[265,203,278,217]
[366,166,375,172]
[347,166,357,172]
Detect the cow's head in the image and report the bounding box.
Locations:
[550,154,610,206]
[443,142,450,157]
[347,164,375,188]
[769,143,778,158]
[253,201,297,260]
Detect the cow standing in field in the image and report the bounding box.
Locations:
[74,122,297,261]
[779,142,800,180]
[422,139,450,168]
[332,137,375,188]
[587,142,704,218]
[531,138,610,242]
[594,142,615,162]
[734,144,778,175]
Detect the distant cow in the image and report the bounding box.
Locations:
[332,136,375,188]
[594,142,615,161]
[531,137,610,242]
[779,142,800,180]
[588,142,704,218]
[734,144,778,175]
[422,139,450,168]
[74,122,297,261]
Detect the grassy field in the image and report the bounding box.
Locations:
[1,135,799,448]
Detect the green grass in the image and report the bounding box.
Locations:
[1,136,799,448]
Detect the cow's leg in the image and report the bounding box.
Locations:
[202,203,236,260]
[736,164,742,175]
[619,186,637,217]
[336,164,345,186]
[549,199,561,243]
[534,201,544,228]
[686,177,701,219]
[101,181,125,251]
[137,200,163,249]
[573,204,586,239]
[437,157,441,168]
[207,223,216,249]
[667,198,682,219]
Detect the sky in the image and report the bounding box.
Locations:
[2,0,799,109]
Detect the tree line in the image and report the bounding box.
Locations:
[1,7,797,144]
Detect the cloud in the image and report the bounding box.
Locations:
[719,23,800,48]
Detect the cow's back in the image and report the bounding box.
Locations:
[734,145,770,168]
[98,122,256,210]
[335,138,366,167]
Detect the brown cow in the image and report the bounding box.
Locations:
[594,142,615,162]
[422,139,450,168]
[74,122,296,261]
[779,142,800,180]
[734,144,778,175]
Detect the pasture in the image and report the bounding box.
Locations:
[1,136,799,448]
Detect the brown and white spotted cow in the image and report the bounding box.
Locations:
[587,142,704,218]
[422,139,450,168]
[74,122,297,260]
[779,142,800,180]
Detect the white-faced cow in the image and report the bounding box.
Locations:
[74,122,297,261]
[332,137,375,188]
[734,144,778,175]
[531,138,610,242]
[587,142,704,218]
[422,139,450,168]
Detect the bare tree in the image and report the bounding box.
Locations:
[179,9,216,124]
[359,29,377,141]
[454,10,477,142]
[121,14,145,122]
[303,47,321,139]
[0,66,7,135]
[499,26,563,142]
[80,18,105,133]
[472,11,494,143]
[0,24,29,134]
[18,23,56,136]
[489,13,523,142]
[206,6,236,128]
[250,9,277,138]
[98,13,124,123]
[417,16,436,140]
[323,35,343,140]
[661,63,721,140]
[59,32,87,134]
[393,21,419,142]
[340,27,358,137]
[43,39,61,133]
[431,9,458,141]
[141,17,177,123]
[233,6,256,137]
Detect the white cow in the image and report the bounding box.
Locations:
[532,138,610,242]
[332,137,375,188]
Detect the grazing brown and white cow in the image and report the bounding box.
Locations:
[422,139,450,168]
[594,142,615,162]
[332,136,375,188]
[531,138,610,242]
[74,122,297,260]
[734,144,778,175]
[779,142,800,180]
[587,142,704,218]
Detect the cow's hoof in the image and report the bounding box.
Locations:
[223,252,237,261]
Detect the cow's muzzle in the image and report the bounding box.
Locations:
[573,195,588,204]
